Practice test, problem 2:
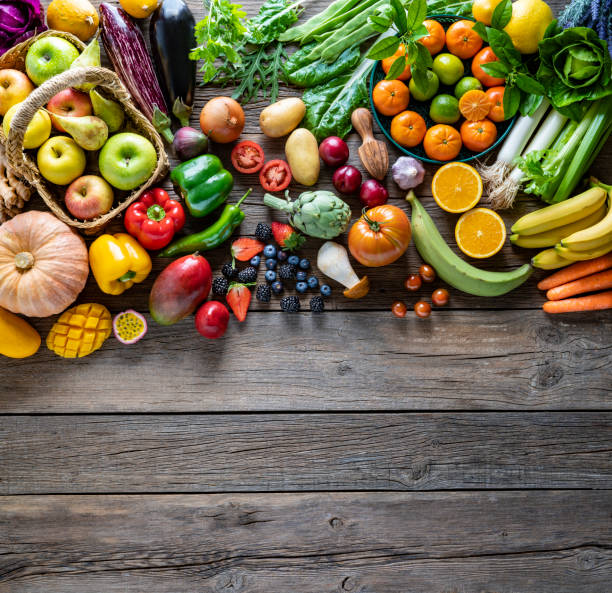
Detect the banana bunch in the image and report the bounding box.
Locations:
[510,183,612,270]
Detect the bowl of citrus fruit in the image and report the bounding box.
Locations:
[369,15,516,164]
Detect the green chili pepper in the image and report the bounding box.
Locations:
[170,154,234,218]
[158,189,251,257]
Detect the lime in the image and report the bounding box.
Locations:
[454,76,483,99]
[409,70,440,101]
[430,94,460,124]
[432,53,465,85]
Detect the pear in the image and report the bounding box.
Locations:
[90,89,124,133]
[70,37,101,92]
[49,112,108,151]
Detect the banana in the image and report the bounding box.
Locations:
[531,248,574,270]
[555,240,612,262]
[510,204,607,248]
[560,190,612,251]
[511,186,607,236]
[406,191,532,297]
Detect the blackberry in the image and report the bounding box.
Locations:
[255,222,272,242]
[280,295,301,312]
[310,296,324,312]
[222,262,236,279]
[212,276,229,296]
[237,266,257,283]
[278,263,296,280]
[256,284,271,303]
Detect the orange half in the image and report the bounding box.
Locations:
[455,207,507,258]
[432,162,483,213]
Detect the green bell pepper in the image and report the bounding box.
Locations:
[170,154,234,218]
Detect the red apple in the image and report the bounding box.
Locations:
[64,175,114,221]
[47,88,92,132]
[0,69,34,116]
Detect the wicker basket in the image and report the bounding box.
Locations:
[1,32,169,233]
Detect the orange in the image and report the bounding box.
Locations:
[485,86,505,122]
[445,20,483,59]
[381,44,411,81]
[432,162,483,213]
[471,47,505,87]
[372,79,410,116]
[390,110,427,147]
[423,124,462,161]
[460,118,497,152]
[459,89,491,121]
[455,207,507,258]
[419,20,446,55]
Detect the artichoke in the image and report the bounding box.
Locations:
[263,190,351,239]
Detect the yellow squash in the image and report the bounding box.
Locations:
[0,306,40,358]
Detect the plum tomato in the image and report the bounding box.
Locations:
[195,300,230,339]
[333,165,362,194]
[231,141,264,173]
[419,264,436,282]
[414,300,432,318]
[405,274,422,291]
[432,288,449,306]
[259,159,292,192]
[391,301,407,318]
[359,179,389,208]
[319,136,349,167]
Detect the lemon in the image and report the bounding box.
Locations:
[472,0,503,26]
[504,0,553,54]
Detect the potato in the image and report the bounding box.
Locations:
[285,128,320,186]
[259,98,306,138]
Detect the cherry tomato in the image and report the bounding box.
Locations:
[259,159,292,192]
[231,140,264,173]
[432,288,449,306]
[405,274,422,291]
[391,301,407,318]
[414,300,431,318]
[195,301,230,339]
[419,264,436,282]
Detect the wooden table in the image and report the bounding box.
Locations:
[1,0,611,591]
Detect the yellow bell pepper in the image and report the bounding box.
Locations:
[89,233,152,295]
[0,306,41,358]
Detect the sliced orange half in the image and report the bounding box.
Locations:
[458,89,491,121]
[432,161,483,213]
[455,207,507,259]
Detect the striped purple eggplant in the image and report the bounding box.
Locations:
[99,3,173,143]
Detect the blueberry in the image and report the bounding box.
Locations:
[288,255,300,266]
[307,276,319,289]
[263,244,277,258]
[265,258,277,270]
[299,258,310,270]
[271,280,284,294]
[265,270,277,283]
[277,250,288,262]
[296,270,307,282]
[320,284,332,297]
[250,255,261,267]
[296,281,307,293]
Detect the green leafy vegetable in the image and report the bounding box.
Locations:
[284,44,362,87]
[245,0,301,45]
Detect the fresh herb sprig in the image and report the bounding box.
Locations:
[365,0,432,93]
[472,0,546,118]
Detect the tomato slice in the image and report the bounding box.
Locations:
[259,159,292,192]
[231,141,265,174]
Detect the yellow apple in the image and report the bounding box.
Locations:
[3,102,51,149]
[0,69,34,116]
[37,136,86,185]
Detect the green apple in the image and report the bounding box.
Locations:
[3,102,51,149]
[37,136,86,186]
[25,37,79,87]
[99,133,157,191]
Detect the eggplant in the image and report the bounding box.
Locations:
[99,3,173,143]
[150,0,196,128]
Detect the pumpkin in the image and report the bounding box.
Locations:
[0,211,89,317]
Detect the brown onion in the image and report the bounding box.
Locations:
[199,97,244,143]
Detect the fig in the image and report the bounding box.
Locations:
[173,126,208,161]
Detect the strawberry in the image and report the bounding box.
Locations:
[231,237,264,262]
[226,283,253,322]
[271,222,305,251]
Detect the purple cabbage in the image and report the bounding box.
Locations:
[0,0,47,55]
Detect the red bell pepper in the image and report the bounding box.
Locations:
[124,188,186,250]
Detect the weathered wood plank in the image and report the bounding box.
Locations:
[1,310,609,412]
[2,413,610,493]
[1,491,611,592]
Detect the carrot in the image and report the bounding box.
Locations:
[546,269,612,301]
[543,290,612,313]
[537,253,612,291]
